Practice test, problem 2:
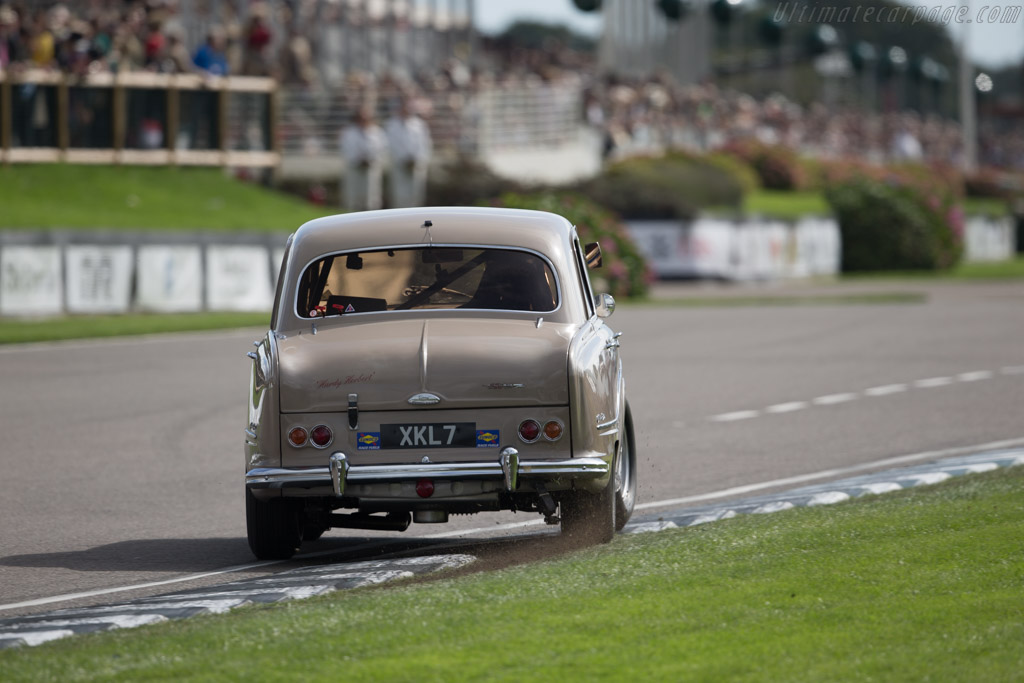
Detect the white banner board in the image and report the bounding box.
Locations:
[206,245,273,311]
[964,215,1016,263]
[0,246,64,316]
[135,245,203,312]
[627,217,842,281]
[65,245,133,314]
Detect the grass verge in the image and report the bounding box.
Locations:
[3,467,1022,681]
[633,292,927,307]
[843,256,1024,281]
[743,189,832,219]
[0,312,268,344]
[0,164,332,231]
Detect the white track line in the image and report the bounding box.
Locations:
[0,560,282,613]
[708,364,1020,423]
[812,393,857,406]
[957,371,993,382]
[709,410,761,422]
[864,384,907,397]
[8,438,1024,614]
[914,376,954,388]
[634,437,1024,512]
[765,402,808,414]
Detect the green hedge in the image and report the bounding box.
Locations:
[573,152,745,219]
[826,178,963,272]
[486,193,652,298]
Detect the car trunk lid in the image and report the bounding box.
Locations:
[278,316,572,413]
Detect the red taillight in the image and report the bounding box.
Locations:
[310,425,333,448]
[518,419,541,443]
[543,420,563,441]
[416,479,435,498]
[288,427,308,447]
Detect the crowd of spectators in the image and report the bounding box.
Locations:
[585,77,982,168]
[1,0,1021,170]
[0,0,294,79]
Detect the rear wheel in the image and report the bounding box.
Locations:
[246,488,302,560]
[615,402,638,530]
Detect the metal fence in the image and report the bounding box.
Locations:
[0,69,277,167]
[276,80,583,178]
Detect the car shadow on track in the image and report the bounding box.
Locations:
[0,526,597,576]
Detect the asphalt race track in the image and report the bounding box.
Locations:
[1,280,1022,623]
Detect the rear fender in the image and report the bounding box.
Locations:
[246,331,281,472]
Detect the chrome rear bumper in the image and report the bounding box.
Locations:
[245,447,609,496]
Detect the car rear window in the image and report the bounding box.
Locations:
[296,247,559,318]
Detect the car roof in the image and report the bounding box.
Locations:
[274,207,589,330]
[289,207,577,265]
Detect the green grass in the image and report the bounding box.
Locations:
[631,292,927,307]
[738,191,1011,222]
[3,467,1022,681]
[0,312,269,344]
[963,196,1012,218]
[843,256,1024,281]
[0,164,333,231]
[743,190,832,219]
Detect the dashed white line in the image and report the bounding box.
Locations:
[710,410,761,422]
[765,402,808,414]
[957,370,994,382]
[707,364,1019,423]
[864,384,908,397]
[812,393,857,406]
[914,376,954,388]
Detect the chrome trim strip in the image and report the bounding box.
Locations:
[244,456,609,489]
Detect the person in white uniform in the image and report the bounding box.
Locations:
[339,108,387,211]
[385,100,433,208]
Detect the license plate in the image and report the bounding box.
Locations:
[380,422,477,449]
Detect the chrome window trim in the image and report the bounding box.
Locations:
[292,243,564,320]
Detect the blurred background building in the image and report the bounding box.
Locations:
[0,0,1022,178]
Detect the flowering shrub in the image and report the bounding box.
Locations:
[720,141,806,191]
[574,152,745,219]
[826,176,963,272]
[487,192,652,298]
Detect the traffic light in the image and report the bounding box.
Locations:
[571,0,602,12]
[656,0,688,21]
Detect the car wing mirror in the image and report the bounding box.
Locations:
[595,293,615,318]
[584,242,602,269]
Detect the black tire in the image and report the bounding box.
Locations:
[560,468,616,546]
[615,401,638,531]
[246,488,302,560]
